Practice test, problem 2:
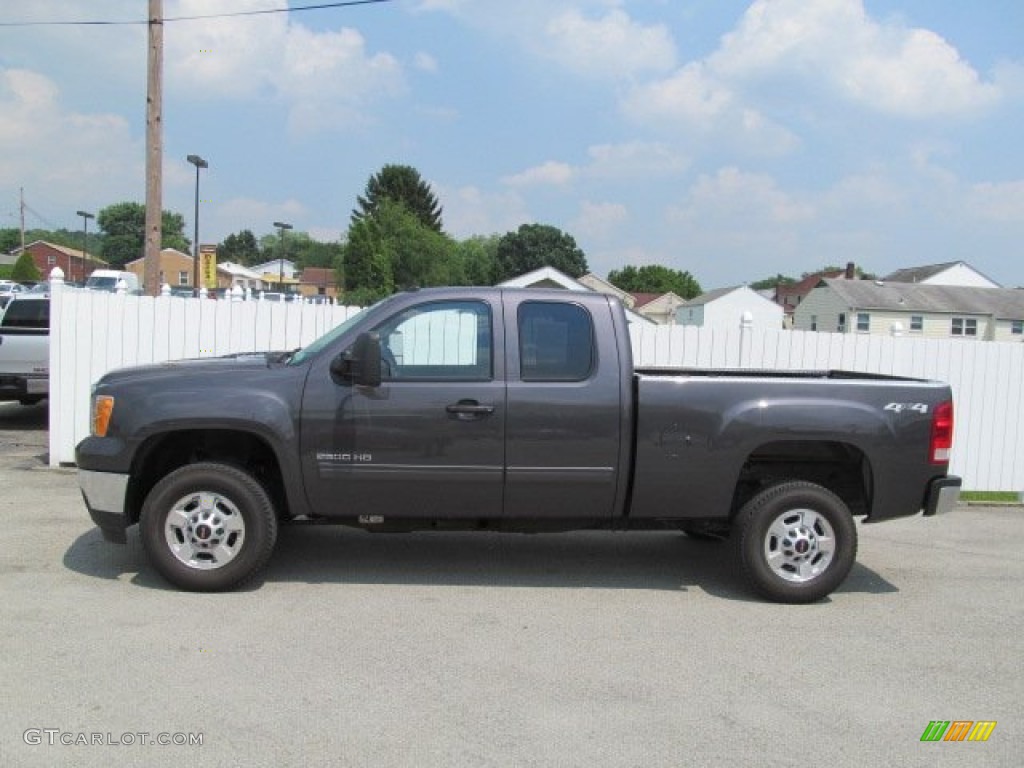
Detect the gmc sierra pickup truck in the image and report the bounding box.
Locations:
[76,287,961,602]
[0,294,50,405]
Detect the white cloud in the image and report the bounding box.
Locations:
[501,161,575,188]
[711,0,1000,117]
[543,8,676,80]
[572,201,628,242]
[669,167,814,226]
[437,185,532,239]
[414,52,439,73]
[212,197,308,236]
[585,142,689,178]
[165,0,404,134]
[0,68,142,213]
[966,181,1024,223]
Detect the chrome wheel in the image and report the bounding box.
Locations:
[164,491,246,570]
[763,508,836,583]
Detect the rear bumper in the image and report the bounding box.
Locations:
[0,374,48,401]
[923,475,962,517]
[79,469,130,543]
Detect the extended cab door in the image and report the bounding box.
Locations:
[301,296,505,519]
[501,294,626,519]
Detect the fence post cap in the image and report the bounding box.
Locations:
[160,283,171,296]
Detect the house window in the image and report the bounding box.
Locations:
[837,313,846,332]
[810,315,817,332]
[910,316,923,332]
[1012,320,1023,335]
[178,271,189,286]
[951,317,977,337]
[47,255,57,266]
[856,313,870,332]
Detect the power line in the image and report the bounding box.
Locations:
[0,0,392,27]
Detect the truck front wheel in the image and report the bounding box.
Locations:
[734,481,857,604]
[140,462,278,591]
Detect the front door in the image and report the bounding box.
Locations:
[301,297,505,519]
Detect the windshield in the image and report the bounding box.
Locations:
[288,303,378,366]
[85,277,118,290]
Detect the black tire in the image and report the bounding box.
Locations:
[733,481,857,604]
[140,462,278,591]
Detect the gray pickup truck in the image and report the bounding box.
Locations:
[76,287,960,602]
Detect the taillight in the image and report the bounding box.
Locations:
[930,400,953,465]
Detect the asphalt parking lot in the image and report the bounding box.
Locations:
[0,401,1021,768]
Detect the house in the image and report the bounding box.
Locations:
[9,240,106,283]
[794,279,1024,341]
[216,261,265,293]
[251,258,299,290]
[773,263,856,327]
[677,285,785,330]
[298,267,339,301]
[498,267,654,324]
[125,248,196,289]
[576,272,683,325]
[884,261,1000,288]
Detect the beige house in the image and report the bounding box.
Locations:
[795,279,1024,341]
[125,248,196,289]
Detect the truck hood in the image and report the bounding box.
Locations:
[97,351,294,387]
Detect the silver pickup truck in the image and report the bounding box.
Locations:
[0,294,49,405]
[76,287,961,602]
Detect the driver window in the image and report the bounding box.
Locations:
[374,301,492,381]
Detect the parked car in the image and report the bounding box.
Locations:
[0,281,27,310]
[85,270,141,294]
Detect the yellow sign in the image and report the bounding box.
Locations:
[200,246,217,289]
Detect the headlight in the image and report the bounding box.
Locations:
[92,395,115,437]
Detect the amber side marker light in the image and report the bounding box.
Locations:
[93,396,114,437]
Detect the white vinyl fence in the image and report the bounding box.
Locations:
[48,286,1024,493]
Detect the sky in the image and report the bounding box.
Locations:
[1,0,1022,290]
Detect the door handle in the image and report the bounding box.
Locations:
[446,400,495,417]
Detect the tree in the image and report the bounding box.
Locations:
[97,202,190,268]
[352,164,443,233]
[453,235,500,286]
[607,264,702,299]
[495,224,588,281]
[342,200,458,304]
[749,273,797,291]
[217,229,261,265]
[10,251,41,282]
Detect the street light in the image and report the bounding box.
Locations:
[273,221,292,292]
[75,210,94,283]
[187,154,208,295]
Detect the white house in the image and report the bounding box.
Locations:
[794,279,1024,341]
[676,286,784,330]
[884,261,1001,288]
[217,261,266,292]
[499,267,654,324]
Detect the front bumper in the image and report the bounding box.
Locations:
[79,470,131,543]
[923,475,962,517]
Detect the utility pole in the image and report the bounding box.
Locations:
[144,0,163,296]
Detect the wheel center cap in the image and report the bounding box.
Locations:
[795,539,810,554]
[195,524,212,540]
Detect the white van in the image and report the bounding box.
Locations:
[85,270,141,294]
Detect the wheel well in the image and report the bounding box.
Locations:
[732,440,871,518]
[126,430,288,524]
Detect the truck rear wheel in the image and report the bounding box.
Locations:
[734,481,857,603]
[140,462,278,591]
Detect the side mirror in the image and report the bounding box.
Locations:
[331,331,382,387]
